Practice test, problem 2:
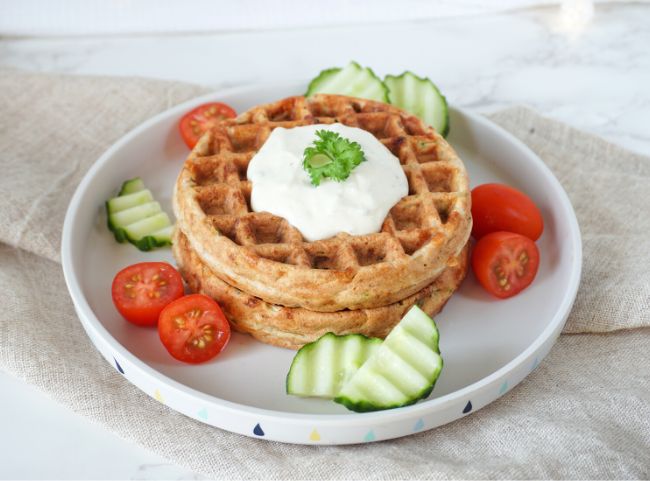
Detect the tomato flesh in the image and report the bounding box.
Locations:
[471,231,540,299]
[158,294,231,364]
[471,183,544,241]
[112,262,185,327]
[179,102,237,149]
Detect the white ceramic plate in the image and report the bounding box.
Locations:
[62,83,581,445]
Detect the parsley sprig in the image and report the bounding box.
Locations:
[303,130,366,186]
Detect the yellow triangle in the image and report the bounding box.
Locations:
[309,429,321,441]
[154,389,165,404]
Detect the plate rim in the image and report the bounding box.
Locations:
[61,82,582,429]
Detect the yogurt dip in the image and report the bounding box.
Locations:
[247,123,408,241]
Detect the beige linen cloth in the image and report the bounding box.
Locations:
[1,69,648,479]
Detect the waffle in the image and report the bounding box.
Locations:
[174,94,471,312]
[173,230,469,350]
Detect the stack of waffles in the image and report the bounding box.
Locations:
[172,94,472,349]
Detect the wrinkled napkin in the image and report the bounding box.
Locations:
[0,69,648,479]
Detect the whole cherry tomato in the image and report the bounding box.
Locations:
[471,183,544,241]
[179,102,237,149]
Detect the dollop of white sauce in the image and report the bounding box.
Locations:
[247,124,408,241]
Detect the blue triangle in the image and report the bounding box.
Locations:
[499,380,508,395]
[413,418,425,431]
[463,401,473,414]
[364,430,376,442]
[114,358,124,375]
[531,357,539,372]
[197,408,208,420]
[253,423,265,436]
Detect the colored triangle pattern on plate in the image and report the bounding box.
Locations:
[413,418,425,431]
[154,389,164,404]
[531,357,540,371]
[114,358,124,375]
[499,380,509,394]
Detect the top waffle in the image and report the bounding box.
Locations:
[173,94,471,312]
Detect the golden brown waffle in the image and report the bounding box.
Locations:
[174,94,471,312]
[173,230,469,350]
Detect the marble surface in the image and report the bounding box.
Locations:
[0,370,202,480]
[1,3,649,157]
[1,3,649,479]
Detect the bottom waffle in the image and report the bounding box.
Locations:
[173,230,469,350]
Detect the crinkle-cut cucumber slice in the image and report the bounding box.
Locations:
[287,333,382,399]
[334,306,443,412]
[118,177,146,196]
[105,177,173,251]
[306,61,389,102]
[106,189,153,214]
[150,225,174,243]
[108,201,162,229]
[122,212,171,241]
[384,71,450,137]
[130,227,174,251]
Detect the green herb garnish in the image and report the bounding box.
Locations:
[303,130,366,186]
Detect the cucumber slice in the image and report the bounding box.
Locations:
[334,306,443,412]
[123,212,170,240]
[108,201,162,229]
[118,177,146,196]
[105,178,173,251]
[384,71,450,137]
[287,333,382,399]
[306,61,389,102]
[106,189,153,214]
[130,228,174,251]
[150,225,174,243]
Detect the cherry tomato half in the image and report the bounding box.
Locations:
[112,262,185,327]
[471,231,540,299]
[179,102,237,149]
[471,183,544,241]
[158,294,231,364]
